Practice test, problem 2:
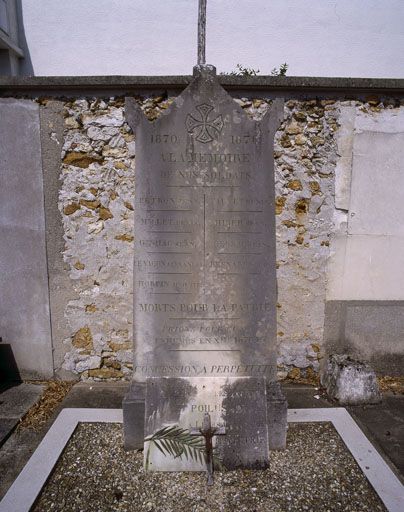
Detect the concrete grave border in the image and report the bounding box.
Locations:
[0,407,403,512]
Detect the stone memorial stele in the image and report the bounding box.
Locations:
[123,0,287,472]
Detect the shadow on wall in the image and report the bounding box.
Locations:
[0,337,22,386]
[16,0,33,75]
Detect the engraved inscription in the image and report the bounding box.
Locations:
[134,365,272,375]
[144,377,270,470]
[127,68,280,381]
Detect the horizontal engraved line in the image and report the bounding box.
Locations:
[149,231,192,234]
[147,272,193,275]
[217,272,261,275]
[166,185,241,188]
[216,231,263,234]
[146,209,192,212]
[218,210,263,213]
[217,252,262,255]
[169,317,240,321]
[146,251,193,255]
[149,292,193,295]
[168,349,241,352]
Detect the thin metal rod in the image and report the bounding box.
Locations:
[197,0,207,65]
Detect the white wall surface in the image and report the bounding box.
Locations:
[0,99,53,378]
[327,108,404,301]
[19,0,404,77]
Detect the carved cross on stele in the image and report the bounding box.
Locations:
[190,412,226,485]
[186,103,224,143]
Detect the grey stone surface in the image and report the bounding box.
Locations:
[323,300,404,375]
[0,419,18,447]
[123,65,287,465]
[126,66,282,381]
[348,394,404,481]
[2,81,402,384]
[219,377,269,469]
[0,426,45,502]
[321,355,381,405]
[334,105,355,211]
[0,383,44,446]
[122,381,145,450]
[39,101,78,380]
[57,382,129,409]
[123,380,289,453]
[144,376,269,471]
[0,383,44,419]
[0,98,53,379]
[282,383,334,409]
[266,381,288,450]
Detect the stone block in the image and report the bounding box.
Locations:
[122,381,145,450]
[144,377,270,471]
[321,355,381,405]
[0,99,53,379]
[266,381,288,450]
[334,105,355,211]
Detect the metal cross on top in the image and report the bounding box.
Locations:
[190,412,226,485]
[197,0,207,65]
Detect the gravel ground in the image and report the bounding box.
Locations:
[32,422,386,512]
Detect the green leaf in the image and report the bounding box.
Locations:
[144,423,227,468]
[160,439,174,457]
[153,440,167,457]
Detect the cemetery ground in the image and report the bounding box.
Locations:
[0,380,403,511]
[1,2,404,509]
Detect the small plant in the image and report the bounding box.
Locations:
[271,63,288,76]
[221,64,260,77]
[221,63,288,77]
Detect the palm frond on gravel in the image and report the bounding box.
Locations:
[144,425,205,469]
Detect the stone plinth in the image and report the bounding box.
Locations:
[144,377,270,471]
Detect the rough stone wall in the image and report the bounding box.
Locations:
[273,99,339,380]
[60,97,173,379]
[60,98,134,379]
[56,94,399,381]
